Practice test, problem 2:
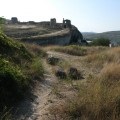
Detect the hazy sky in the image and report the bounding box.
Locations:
[1,0,120,32]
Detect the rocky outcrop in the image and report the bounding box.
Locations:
[70,26,83,44]
[4,23,84,45]
[21,33,71,45]
[21,26,84,46]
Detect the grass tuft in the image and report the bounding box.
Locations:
[29,58,44,79]
[54,45,87,56]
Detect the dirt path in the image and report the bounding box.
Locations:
[32,59,58,120]
[31,28,70,38]
[14,57,58,120]
[14,51,90,120]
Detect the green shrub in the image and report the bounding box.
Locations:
[0,58,28,110]
[0,32,32,64]
[90,38,110,46]
[29,58,44,79]
[0,31,45,118]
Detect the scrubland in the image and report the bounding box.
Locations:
[0,33,120,120]
[45,45,120,120]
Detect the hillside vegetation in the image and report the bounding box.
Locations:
[0,24,120,119]
[0,32,45,119]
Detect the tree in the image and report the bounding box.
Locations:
[90,38,110,46]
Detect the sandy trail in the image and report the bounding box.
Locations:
[14,57,57,120]
[14,51,89,120]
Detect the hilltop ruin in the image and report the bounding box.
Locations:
[4,17,86,45]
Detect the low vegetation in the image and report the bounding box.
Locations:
[25,43,47,57]
[0,32,44,117]
[90,38,110,46]
[54,45,87,56]
[50,46,120,120]
[0,58,28,108]
[56,63,120,120]
[30,58,44,79]
[0,25,119,120]
[84,47,120,70]
[0,32,32,64]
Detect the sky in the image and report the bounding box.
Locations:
[0,0,120,33]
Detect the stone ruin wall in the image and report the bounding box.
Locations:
[5,17,84,45]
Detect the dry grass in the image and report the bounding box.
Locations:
[25,43,47,57]
[52,45,87,56]
[44,45,108,56]
[100,63,120,85]
[50,47,120,120]
[51,69,120,119]
[83,46,108,54]
[84,47,120,70]
[57,60,71,71]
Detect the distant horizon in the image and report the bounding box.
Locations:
[82,30,120,34]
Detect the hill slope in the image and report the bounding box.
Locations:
[0,32,45,119]
[83,31,120,44]
[0,33,120,119]
[4,23,83,45]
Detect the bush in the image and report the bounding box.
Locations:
[0,32,32,64]
[55,68,67,79]
[29,58,44,79]
[0,32,45,118]
[0,58,28,110]
[25,43,47,57]
[90,38,110,46]
[47,55,60,65]
[68,67,81,80]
